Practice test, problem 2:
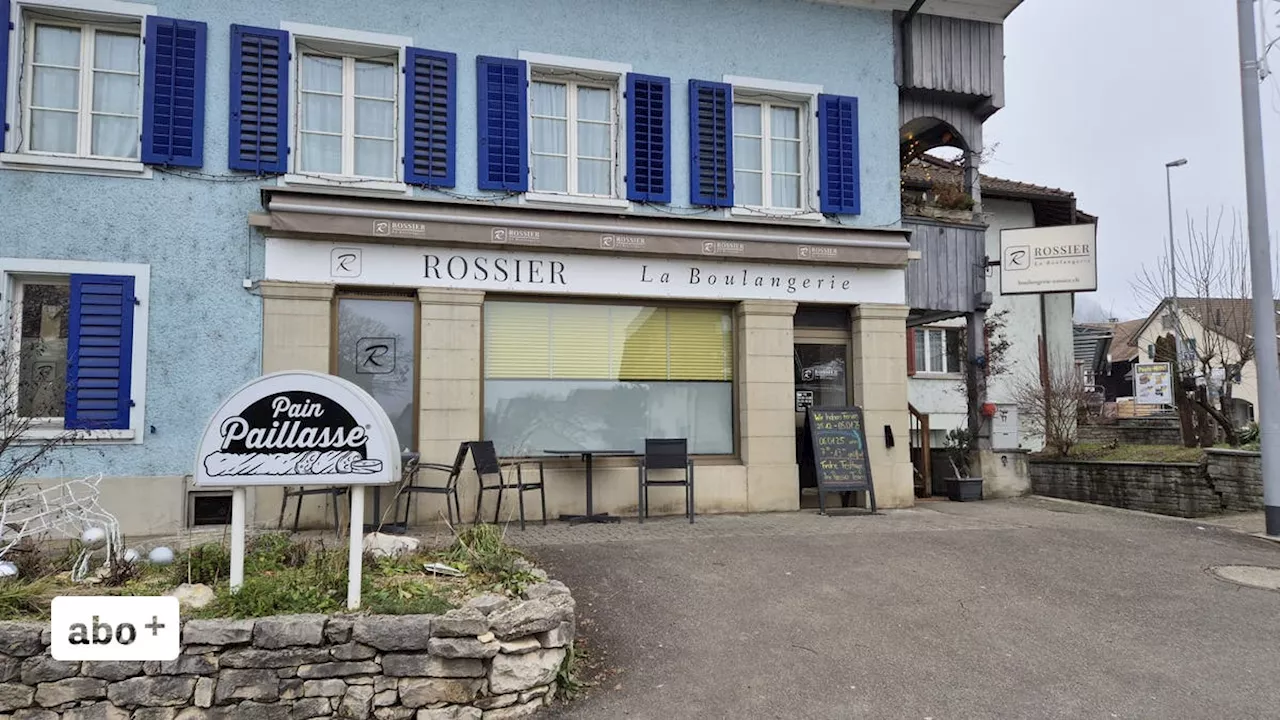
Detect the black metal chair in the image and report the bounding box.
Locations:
[279,485,348,533]
[638,438,695,523]
[395,442,469,526]
[472,440,546,531]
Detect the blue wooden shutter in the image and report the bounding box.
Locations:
[404,47,455,187]
[688,80,732,207]
[228,25,289,174]
[65,275,136,431]
[627,73,670,203]
[0,0,10,151]
[476,56,527,192]
[142,16,207,167]
[817,93,860,215]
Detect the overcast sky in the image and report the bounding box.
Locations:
[983,0,1280,321]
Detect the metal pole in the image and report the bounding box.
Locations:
[1236,0,1280,536]
[1165,160,1186,366]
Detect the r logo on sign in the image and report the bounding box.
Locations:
[331,248,362,278]
[356,338,395,374]
[1004,245,1030,271]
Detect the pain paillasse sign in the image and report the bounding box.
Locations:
[193,371,400,487]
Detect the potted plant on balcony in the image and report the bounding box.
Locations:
[944,427,984,501]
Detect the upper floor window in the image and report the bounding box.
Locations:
[914,327,963,375]
[530,74,616,197]
[733,99,804,210]
[24,18,142,160]
[297,52,397,180]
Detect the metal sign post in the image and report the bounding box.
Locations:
[195,371,401,608]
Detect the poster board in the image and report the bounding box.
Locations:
[1134,362,1174,405]
[804,407,877,513]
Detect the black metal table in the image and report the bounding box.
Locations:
[543,449,636,524]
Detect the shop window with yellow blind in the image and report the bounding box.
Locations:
[483,300,734,456]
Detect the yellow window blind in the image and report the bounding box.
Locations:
[668,308,733,381]
[613,306,668,380]
[485,301,732,382]
[550,304,612,379]
[484,302,551,378]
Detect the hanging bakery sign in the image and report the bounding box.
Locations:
[193,371,400,487]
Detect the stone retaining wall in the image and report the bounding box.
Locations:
[0,581,574,719]
[1205,448,1264,512]
[1030,460,1218,517]
[1077,418,1183,447]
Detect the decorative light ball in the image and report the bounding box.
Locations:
[0,562,17,578]
[81,527,107,549]
[123,549,141,564]
[148,547,175,566]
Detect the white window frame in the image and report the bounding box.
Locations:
[279,22,410,195]
[1,257,150,443]
[915,327,963,376]
[0,0,154,178]
[519,51,630,210]
[723,75,822,221]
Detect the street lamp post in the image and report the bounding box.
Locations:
[1165,158,1188,368]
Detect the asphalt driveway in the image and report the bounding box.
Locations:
[514,498,1280,720]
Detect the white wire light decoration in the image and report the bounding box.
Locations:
[0,473,123,581]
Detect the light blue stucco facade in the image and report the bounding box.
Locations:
[3,0,902,481]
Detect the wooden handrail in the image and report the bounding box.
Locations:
[908,403,932,498]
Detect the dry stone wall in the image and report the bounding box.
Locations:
[0,581,574,719]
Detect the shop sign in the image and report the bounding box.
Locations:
[268,239,906,306]
[999,224,1098,295]
[1134,362,1174,405]
[795,390,814,412]
[194,371,400,488]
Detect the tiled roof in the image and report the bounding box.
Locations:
[902,155,1097,223]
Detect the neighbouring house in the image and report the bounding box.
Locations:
[2,0,1025,536]
[1075,318,1144,401]
[901,156,1095,495]
[1129,297,1280,427]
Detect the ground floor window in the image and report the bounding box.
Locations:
[913,327,963,375]
[483,300,734,456]
[3,263,147,434]
[334,295,417,451]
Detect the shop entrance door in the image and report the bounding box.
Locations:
[794,338,851,503]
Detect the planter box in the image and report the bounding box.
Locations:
[947,477,984,502]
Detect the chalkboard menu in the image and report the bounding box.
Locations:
[804,407,877,513]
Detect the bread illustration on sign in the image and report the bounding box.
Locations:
[202,393,384,477]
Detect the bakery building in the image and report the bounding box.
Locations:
[0,0,1022,535]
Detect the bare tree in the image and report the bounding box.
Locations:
[1013,354,1090,457]
[2,301,82,503]
[1131,208,1273,446]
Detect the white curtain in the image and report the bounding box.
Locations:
[90,32,139,159]
[30,26,80,154]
